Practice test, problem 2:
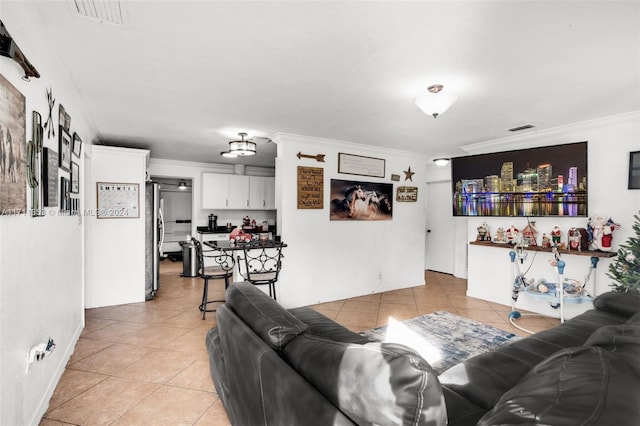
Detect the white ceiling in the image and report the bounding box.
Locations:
[10,1,640,167]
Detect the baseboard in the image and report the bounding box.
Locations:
[29,322,83,426]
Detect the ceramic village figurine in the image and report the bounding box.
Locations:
[494,227,507,244]
[476,222,491,241]
[551,226,562,245]
[588,214,620,251]
[541,233,551,248]
[568,227,582,251]
[521,221,538,247]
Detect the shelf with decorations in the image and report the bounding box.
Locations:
[468,240,616,258]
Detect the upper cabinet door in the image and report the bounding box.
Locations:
[202,173,229,209]
[227,175,250,209]
[249,176,275,209]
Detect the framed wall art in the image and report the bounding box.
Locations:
[58,126,71,172]
[330,179,392,221]
[60,176,70,212]
[72,132,82,157]
[96,182,140,219]
[338,153,385,178]
[629,151,640,189]
[70,162,79,193]
[0,73,27,215]
[42,147,58,207]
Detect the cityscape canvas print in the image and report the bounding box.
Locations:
[451,141,588,217]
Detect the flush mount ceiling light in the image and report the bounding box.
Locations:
[221,132,256,158]
[433,158,450,167]
[177,180,188,190]
[414,84,458,118]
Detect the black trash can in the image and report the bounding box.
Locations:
[180,240,198,277]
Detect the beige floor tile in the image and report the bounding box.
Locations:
[309,307,340,320]
[168,358,216,393]
[46,377,159,425]
[45,369,108,412]
[308,300,345,311]
[125,307,184,324]
[194,398,231,425]
[112,385,215,425]
[380,293,416,305]
[341,300,381,313]
[115,349,198,384]
[347,293,382,304]
[81,321,150,343]
[80,317,118,336]
[119,324,190,348]
[449,295,493,310]
[67,338,114,365]
[85,304,148,322]
[69,343,152,375]
[454,308,506,324]
[165,328,211,354]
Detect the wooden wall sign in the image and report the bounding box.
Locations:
[297,166,324,209]
[396,186,418,202]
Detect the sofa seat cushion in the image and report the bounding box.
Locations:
[288,307,372,344]
[477,319,640,426]
[282,334,447,426]
[225,282,308,350]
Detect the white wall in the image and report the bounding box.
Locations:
[147,158,276,240]
[84,146,148,308]
[431,112,640,318]
[273,133,429,308]
[0,3,98,424]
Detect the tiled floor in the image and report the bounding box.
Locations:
[40,261,558,425]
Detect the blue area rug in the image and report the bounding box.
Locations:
[361,311,520,374]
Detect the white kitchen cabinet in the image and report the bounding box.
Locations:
[227,175,250,209]
[202,173,250,209]
[249,176,275,209]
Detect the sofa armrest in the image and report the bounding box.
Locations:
[593,291,640,318]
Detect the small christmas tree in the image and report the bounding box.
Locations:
[607,212,640,294]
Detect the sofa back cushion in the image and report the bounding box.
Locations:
[478,318,640,426]
[225,282,308,350]
[282,334,447,426]
[593,291,640,318]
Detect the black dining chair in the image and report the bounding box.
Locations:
[192,237,235,319]
[238,243,284,300]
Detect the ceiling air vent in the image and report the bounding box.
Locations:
[71,0,126,26]
[508,124,535,132]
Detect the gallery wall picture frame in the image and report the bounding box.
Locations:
[0,73,27,215]
[58,126,71,172]
[72,132,82,157]
[42,147,58,207]
[96,182,140,219]
[58,103,71,131]
[629,151,640,189]
[338,153,385,178]
[60,176,70,212]
[70,162,79,193]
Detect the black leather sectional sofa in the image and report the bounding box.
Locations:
[206,282,640,425]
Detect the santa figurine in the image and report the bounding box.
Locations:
[588,214,620,251]
[551,226,562,245]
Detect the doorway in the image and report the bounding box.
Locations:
[152,176,193,260]
[425,180,455,274]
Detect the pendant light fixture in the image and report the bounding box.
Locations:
[221,132,256,157]
[178,180,188,190]
[414,84,458,118]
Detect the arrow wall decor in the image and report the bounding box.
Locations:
[297,152,325,162]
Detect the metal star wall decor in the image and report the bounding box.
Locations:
[403,167,415,181]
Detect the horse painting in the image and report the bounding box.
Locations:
[330,179,392,221]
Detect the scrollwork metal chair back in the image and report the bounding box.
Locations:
[192,237,235,319]
[241,244,284,300]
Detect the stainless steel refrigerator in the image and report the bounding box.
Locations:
[144,181,164,300]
